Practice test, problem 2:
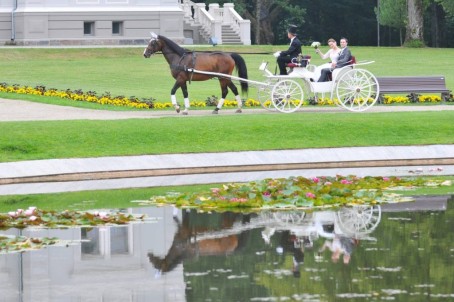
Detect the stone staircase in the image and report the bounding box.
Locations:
[222,25,242,45]
[180,1,250,45]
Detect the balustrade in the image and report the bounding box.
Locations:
[181,0,250,45]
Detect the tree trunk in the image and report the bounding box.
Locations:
[430,2,439,47]
[255,0,262,44]
[405,0,424,43]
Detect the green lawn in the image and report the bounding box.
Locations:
[1,46,453,104]
[1,111,454,162]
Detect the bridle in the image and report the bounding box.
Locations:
[144,38,160,57]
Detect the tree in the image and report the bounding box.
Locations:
[405,0,425,45]
[240,0,306,45]
[376,0,407,45]
[436,0,454,15]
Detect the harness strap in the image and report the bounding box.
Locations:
[189,52,197,83]
[169,52,197,84]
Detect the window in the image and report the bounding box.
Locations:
[112,21,123,35]
[84,22,94,36]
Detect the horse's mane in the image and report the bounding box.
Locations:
[158,35,189,56]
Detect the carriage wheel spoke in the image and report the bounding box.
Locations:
[336,69,380,112]
[271,80,304,113]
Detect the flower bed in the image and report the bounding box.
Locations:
[1,82,452,110]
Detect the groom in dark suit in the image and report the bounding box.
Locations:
[276,25,303,75]
[318,37,352,82]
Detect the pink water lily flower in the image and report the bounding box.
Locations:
[25,208,35,216]
[29,215,38,221]
[341,179,353,185]
[8,211,17,218]
[305,192,316,199]
[312,177,320,183]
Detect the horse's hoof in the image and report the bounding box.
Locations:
[212,110,219,114]
[175,106,180,113]
[235,109,242,113]
[182,111,188,115]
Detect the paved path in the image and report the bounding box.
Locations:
[1,98,454,121]
[1,98,453,195]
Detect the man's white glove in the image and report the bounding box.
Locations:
[273,51,281,58]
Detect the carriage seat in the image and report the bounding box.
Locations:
[286,55,311,68]
[347,56,356,65]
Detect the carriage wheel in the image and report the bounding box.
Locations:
[257,82,276,111]
[337,205,381,237]
[271,79,304,113]
[335,69,379,112]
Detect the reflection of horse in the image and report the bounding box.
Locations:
[143,33,248,115]
[148,210,251,273]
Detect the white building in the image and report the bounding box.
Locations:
[0,0,250,46]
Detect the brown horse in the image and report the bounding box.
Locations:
[143,33,248,115]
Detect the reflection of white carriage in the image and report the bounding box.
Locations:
[261,205,382,245]
[189,205,381,248]
[257,56,380,113]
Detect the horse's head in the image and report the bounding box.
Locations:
[143,32,162,58]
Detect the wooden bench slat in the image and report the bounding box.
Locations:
[376,76,451,100]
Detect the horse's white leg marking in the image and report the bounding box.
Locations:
[217,98,225,110]
[235,95,242,108]
[171,95,180,113]
[235,95,243,113]
[184,98,190,109]
[182,98,190,115]
[171,95,177,106]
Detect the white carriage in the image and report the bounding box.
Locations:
[257,56,380,113]
[186,54,380,113]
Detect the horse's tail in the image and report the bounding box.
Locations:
[230,53,249,95]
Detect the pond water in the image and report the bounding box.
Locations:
[1,195,453,302]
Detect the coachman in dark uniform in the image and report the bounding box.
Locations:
[276,25,303,75]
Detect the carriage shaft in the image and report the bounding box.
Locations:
[187,68,269,87]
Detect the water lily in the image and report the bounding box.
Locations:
[306,192,316,199]
[140,175,451,211]
[340,179,353,185]
[25,208,35,216]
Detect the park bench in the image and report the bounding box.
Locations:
[376,75,451,102]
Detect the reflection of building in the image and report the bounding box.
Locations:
[0,0,250,46]
[0,207,186,302]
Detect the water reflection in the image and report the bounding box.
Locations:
[1,196,453,301]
